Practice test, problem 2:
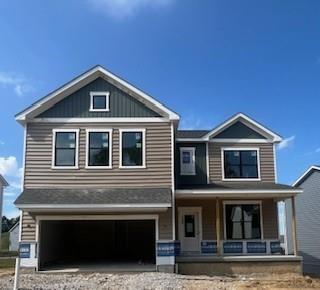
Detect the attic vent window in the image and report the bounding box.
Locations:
[90,91,110,112]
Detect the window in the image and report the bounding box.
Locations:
[90,91,110,112]
[180,147,196,175]
[53,130,79,168]
[225,203,262,240]
[223,149,259,179]
[86,130,112,168]
[120,129,145,168]
[184,214,195,237]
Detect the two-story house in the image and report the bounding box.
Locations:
[14,66,302,274]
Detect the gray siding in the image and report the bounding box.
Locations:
[37,77,160,118]
[24,122,172,188]
[175,142,207,186]
[289,170,320,274]
[213,121,266,139]
[208,143,275,182]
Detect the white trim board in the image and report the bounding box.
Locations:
[292,165,320,187]
[15,65,180,123]
[30,117,170,123]
[89,91,110,112]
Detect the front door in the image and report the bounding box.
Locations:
[178,207,202,254]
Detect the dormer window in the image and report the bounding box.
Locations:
[90,91,110,112]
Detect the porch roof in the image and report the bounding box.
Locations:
[14,187,172,210]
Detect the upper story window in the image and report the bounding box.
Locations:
[224,202,262,240]
[120,129,145,168]
[86,129,112,168]
[90,91,110,112]
[180,147,196,175]
[222,148,260,180]
[52,129,79,169]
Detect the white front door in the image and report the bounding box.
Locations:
[178,207,202,254]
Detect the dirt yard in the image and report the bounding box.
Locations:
[0,271,319,290]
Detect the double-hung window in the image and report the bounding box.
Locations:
[86,129,112,168]
[52,129,79,168]
[224,202,262,240]
[223,148,260,180]
[90,91,110,112]
[120,129,145,168]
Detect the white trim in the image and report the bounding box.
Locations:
[89,91,110,112]
[210,138,272,143]
[171,122,176,240]
[21,123,27,190]
[15,65,180,122]
[221,147,261,181]
[292,165,320,187]
[175,189,302,194]
[51,129,79,169]
[17,203,171,209]
[18,210,23,242]
[203,113,282,143]
[179,147,196,176]
[119,128,146,169]
[222,200,264,240]
[273,144,278,183]
[85,129,113,169]
[29,117,169,123]
[206,142,210,184]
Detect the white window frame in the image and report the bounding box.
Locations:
[52,129,79,169]
[180,147,196,176]
[85,129,113,169]
[119,128,146,169]
[221,147,261,181]
[89,91,110,112]
[223,200,264,240]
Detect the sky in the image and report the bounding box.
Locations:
[0,0,320,219]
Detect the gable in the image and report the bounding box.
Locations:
[36,77,161,118]
[212,121,267,139]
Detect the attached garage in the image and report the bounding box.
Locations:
[39,218,156,271]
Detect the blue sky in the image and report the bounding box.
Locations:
[0,0,320,218]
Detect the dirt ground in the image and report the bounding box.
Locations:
[0,270,319,290]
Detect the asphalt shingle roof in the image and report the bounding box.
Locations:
[176,130,210,139]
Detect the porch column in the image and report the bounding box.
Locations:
[291,196,298,256]
[216,198,222,255]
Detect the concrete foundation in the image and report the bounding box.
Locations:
[157,265,175,273]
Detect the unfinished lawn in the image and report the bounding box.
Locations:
[0,271,319,290]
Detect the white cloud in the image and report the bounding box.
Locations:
[278,135,295,150]
[3,191,17,197]
[0,140,4,146]
[0,156,22,178]
[0,71,32,96]
[3,208,19,219]
[88,0,174,19]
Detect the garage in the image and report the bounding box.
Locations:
[39,219,156,271]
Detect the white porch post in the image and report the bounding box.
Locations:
[216,198,222,255]
[291,196,298,256]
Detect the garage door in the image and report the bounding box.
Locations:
[39,219,156,270]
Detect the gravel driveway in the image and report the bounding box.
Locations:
[0,271,319,290]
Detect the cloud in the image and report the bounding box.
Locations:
[0,156,22,178]
[87,0,174,19]
[278,135,295,150]
[0,71,32,96]
[0,140,4,146]
[3,208,19,219]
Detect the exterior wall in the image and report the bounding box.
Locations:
[36,77,160,118]
[175,142,207,187]
[9,224,19,251]
[176,198,279,241]
[288,170,320,274]
[208,142,275,183]
[24,122,172,188]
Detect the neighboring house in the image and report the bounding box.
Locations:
[286,166,320,274]
[0,175,9,249]
[14,65,302,274]
[9,221,19,251]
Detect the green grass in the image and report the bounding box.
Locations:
[0,258,15,269]
[1,232,9,250]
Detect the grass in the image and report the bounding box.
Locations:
[1,232,9,250]
[0,258,15,269]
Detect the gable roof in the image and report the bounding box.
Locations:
[15,65,180,124]
[9,221,19,233]
[293,165,320,187]
[0,175,9,187]
[203,113,282,142]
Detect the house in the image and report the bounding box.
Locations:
[14,65,302,274]
[9,221,19,251]
[286,166,320,274]
[0,174,9,249]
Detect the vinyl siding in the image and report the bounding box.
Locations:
[208,143,275,182]
[176,198,278,240]
[21,209,173,242]
[24,122,172,188]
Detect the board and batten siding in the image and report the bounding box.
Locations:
[208,143,275,182]
[21,209,173,242]
[24,122,172,188]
